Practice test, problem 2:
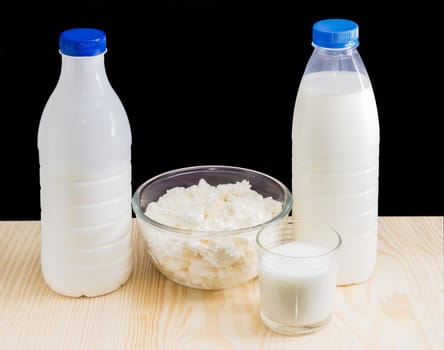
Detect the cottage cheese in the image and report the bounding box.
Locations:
[142,179,283,289]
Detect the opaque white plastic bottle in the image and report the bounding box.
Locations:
[292,19,380,285]
[38,28,133,297]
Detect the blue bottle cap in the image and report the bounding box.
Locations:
[312,19,359,49]
[59,28,106,56]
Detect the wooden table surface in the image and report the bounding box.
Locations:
[0,217,443,350]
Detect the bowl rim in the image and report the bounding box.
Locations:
[132,165,293,237]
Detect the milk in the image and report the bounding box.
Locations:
[258,241,337,327]
[292,71,379,285]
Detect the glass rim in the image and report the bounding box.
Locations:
[256,218,342,259]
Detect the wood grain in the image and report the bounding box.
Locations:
[0,217,442,350]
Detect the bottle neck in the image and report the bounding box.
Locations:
[304,43,367,77]
[59,52,108,86]
[312,43,358,56]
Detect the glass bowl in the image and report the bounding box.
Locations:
[132,165,292,290]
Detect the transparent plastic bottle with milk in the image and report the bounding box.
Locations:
[292,19,380,285]
[38,28,133,297]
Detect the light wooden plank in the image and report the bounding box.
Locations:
[0,217,442,349]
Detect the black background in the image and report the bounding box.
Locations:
[0,1,442,220]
